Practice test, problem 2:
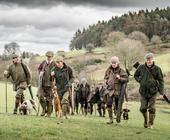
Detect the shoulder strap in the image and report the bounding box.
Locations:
[42,60,47,71]
[21,62,28,78]
[144,65,156,81]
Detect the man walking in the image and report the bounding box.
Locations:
[38,51,55,117]
[79,78,91,116]
[134,53,164,129]
[51,56,74,119]
[104,56,128,124]
[4,54,31,114]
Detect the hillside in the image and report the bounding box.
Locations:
[69,7,170,50]
[1,44,170,101]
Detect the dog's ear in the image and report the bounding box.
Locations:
[128,109,130,112]
[30,99,35,105]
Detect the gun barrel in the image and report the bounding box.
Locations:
[28,86,34,100]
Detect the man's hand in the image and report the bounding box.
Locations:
[116,74,121,80]
[4,70,9,76]
[39,71,44,77]
[27,84,31,88]
[66,82,72,87]
[51,71,55,76]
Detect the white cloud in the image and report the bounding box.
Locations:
[0,3,163,54]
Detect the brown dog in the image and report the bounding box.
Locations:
[52,84,62,119]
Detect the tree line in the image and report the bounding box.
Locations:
[69,7,170,50]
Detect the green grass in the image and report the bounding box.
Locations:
[0,82,170,140]
[155,53,170,74]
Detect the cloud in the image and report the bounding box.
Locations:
[0,1,169,54]
[0,4,117,29]
[0,0,169,8]
[0,4,120,54]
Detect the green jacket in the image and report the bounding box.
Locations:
[52,63,74,96]
[134,63,164,97]
[6,62,31,85]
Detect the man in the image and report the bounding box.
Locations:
[4,54,31,114]
[134,53,164,129]
[38,51,55,117]
[72,79,80,114]
[79,78,91,116]
[95,83,106,117]
[104,56,128,124]
[51,56,74,119]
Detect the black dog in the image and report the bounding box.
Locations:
[122,109,130,120]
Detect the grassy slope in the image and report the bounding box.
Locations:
[155,53,170,74]
[0,83,170,140]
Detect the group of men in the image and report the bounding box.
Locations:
[4,51,165,129]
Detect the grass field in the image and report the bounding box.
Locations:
[0,82,170,140]
[155,53,170,74]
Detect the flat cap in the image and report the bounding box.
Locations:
[144,53,154,60]
[45,51,54,57]
[11,53,19,59]
[54,56,64,62]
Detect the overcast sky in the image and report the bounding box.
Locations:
[0,0,169,54]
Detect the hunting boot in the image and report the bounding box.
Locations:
[40,99,46,116]
[148,113,155,129]
[98,109,102,117]
[84,108,88,116]
[81,107,84,115]
[116,109,122,124]
[75,105,79,114]
[90,104,93,115]
[62,103,69,119]
[46,101,52,117]
[142,112,148,128]
[70,106,74,115]
[102,108,106,117]
[107,107,113,124]
[13,99,20,114]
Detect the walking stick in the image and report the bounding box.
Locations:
[5,80,8,113]
[71,83,75,115]
[4,59,8,113]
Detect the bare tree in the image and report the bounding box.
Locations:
[128,31,149,44]
[104,31,126,49]
[2,42,21,60]
[86,43,95,53]
[151,35,162,44]
[114,38,145,71]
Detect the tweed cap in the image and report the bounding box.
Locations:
[45,51,54,57]
[54,56,64,62]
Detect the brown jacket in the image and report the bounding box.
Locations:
[7,62,31,86]
[104,65,128,95]
[38,60,55,88]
